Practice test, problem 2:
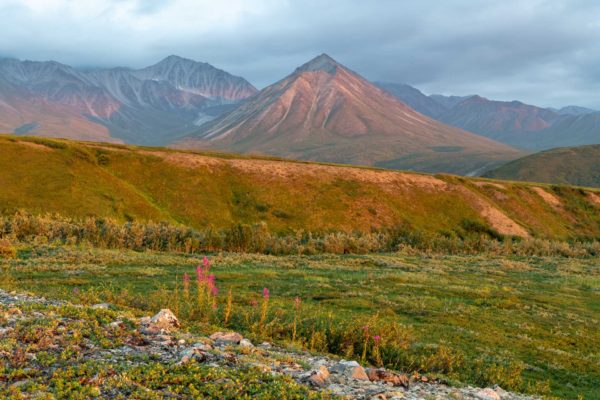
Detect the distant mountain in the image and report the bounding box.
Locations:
[435,95,561,145]
[521,112,600,150]
[179,54,522,175]
[555,106,597,116]
[0,56,257,144]
[380,83,599,150]
[484,145,600,188]
[373,82,446,118]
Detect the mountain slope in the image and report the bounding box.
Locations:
[382,84,599,150]
[0,56,258,145]
[179,54,522,175]
[374,82,446,118]
[484,145,600,187]
[1,135,599,239]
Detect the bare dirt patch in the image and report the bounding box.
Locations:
[141,151,448,190]
[457,186,529,237]
[587,191,600,207]
[531,187,562,208]
[17,141,53,152]
[473,181,506,190]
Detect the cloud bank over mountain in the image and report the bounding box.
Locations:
[1,0,600,108]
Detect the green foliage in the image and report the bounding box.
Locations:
[3,247,599,399]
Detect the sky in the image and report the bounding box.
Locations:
[1,0,600,109]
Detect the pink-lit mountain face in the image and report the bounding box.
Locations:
[180,54,522,175]
[0,56,257,144]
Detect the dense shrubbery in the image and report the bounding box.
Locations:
[1,211,598,257]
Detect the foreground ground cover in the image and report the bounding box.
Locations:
[1,245,598,398]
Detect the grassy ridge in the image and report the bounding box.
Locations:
[1,135,599,239]
[484,145,600,188]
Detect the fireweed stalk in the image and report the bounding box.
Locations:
[362,325,370,363]
[292,296,301,343]
[224,288,233,326]
[260,287,270,334]
[373,335,382,366]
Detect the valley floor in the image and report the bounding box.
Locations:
[1,245,598,399]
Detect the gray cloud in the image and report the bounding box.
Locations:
[1,0,599,108]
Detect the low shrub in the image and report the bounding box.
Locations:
[0,238,16,259]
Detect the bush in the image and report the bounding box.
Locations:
[0,239,16,259]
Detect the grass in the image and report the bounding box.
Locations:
[1,135,599,240]
[2,244,598,399]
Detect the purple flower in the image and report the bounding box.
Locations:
[262,287,270,300]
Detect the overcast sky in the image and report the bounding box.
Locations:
[1,0,600,109]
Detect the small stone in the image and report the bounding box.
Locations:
[475,388,501,400]
[150,309,180,331]
[239,338,254,348]
[140,325,161,335]
[308,372,328,388]
[91,303,110,309]
[139,316,151,325]
[260,341,272,349]
[178,339,186,345]
[318,365,330,380]
[210,331,243,345]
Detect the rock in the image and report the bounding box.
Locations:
[492,385,510,399]
[239,338,254,348]
[259,341,272,349]
[308,372,328,388]
[192,342,213,352]
[370,395,387,400]
[331,360,370,381]
[475,388,502,400]
[150,309,180,331]
[318,365,330,380]
[91,303,110,309]
[210,331,243,345]
[139,316,151,325]
[179,348,207,364]
[366,368,409,388]
[0,327,14,337]
[139,325,162,335]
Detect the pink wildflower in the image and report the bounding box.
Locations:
[183,272,190,284]
[196,265,204,282]
[262,287,270,300]
[250,299,258,307]
[211,286,219,296]
[203,256,210,268]
[373,335,381,344]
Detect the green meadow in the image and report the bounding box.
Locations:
[2,245,598,399]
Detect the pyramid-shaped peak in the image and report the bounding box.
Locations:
[295,53,342,74]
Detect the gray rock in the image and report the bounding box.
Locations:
[150,309,180,331]
[210,331,243,345]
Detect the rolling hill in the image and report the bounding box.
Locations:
[1,135,598,240]
[179,54,522,175]
[0,56,257,145]
[484,144,600,187]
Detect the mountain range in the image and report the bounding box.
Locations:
[375,82,599,150]
[0,55,257,145]
[0,53,598,175]
[178,54,520,175]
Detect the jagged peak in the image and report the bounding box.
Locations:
[294,53,342,74]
